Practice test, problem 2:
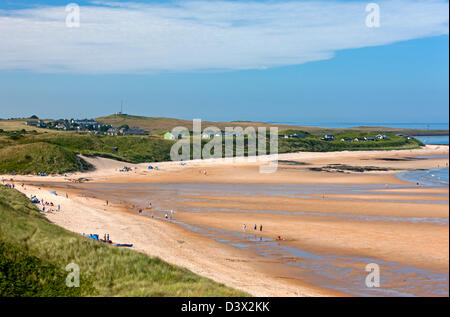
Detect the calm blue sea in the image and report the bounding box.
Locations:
[268,122,449,130]
[414,135,449,145]
[398,167,449,188]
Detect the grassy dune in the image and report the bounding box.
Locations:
[0,186,247,297]
[0,142,88,175]
[0,130,174,173]
[33,133,173,162]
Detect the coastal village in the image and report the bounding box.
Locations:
[26,117,149,136]
[25,116,413,144]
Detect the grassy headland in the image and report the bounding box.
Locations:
[96,114,449,136]
[278,130,424,152]
[0,186,247,297]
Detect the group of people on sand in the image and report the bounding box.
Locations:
[29,194,61,213]
[243,224,263,232]
[242,223,284,240]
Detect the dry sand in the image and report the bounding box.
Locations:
[3,145,449,296]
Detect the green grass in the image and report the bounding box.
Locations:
[0,131,174,174]
[278,131,424,152]
[0,142,87,175]
[0,117,435,175]
[32,133,174,163]
[0,186,248,297]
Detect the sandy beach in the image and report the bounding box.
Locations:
[3,145,449,296]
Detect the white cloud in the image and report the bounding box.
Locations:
[0,0,448,73]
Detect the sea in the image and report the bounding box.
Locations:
[398,167,449,188]
[267,122,449,130]
[414,135,449,145]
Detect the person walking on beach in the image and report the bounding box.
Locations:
[260,225,263,232]
[57,204,60,212]
[243,224,246,231]
[254,224,257,230]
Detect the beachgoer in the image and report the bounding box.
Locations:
[260,225,263,231]
[139,209,142,214]
[243,224,246,231]
[254,224,257,230]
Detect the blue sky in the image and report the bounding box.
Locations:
[0,0,448,124]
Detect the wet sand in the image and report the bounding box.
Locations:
[4,145,449,296]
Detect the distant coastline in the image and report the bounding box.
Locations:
[267,122,449,130]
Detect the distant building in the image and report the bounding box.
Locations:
[279,132,307,139]
[321,135,335,141]
[26,121,39,126]
[72,119,100,130]
[122,126,149,135]
[106,127,121,136]
[55,123,70,130]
